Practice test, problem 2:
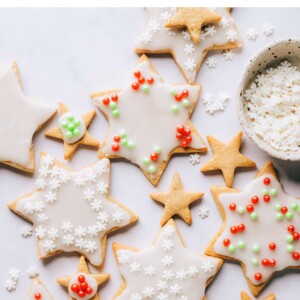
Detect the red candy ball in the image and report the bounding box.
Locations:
[111,94,118,102]
[71,284,79,292]
[114,136,121,142]
[132,82,139,90]
[184,128,191,136]
[134,70,141,78]
[102,97,110,106]
[150,153,158,161]
[288,225,295,233]
[86,287,93,294]
[246,205,254,213]
[35,293,42,300]
[237,224,245,232]
[293,232,300,241]
[138,77,145,84]
[181,89,189,97]
[147,77,154,84]
[269,259,276,267]
[263,177,271,185]
[78,290,86,298]
[229,203,236,211]
[175,94,183,102]
[281,206,288,214]
[185,136,192,144]
[262,259,269,266]
[78,275,85,283]
[176,133,183,140]
[112,143,120,152]
[292,252,300,260]
[230,226,237,234]
[181,140,188,148]
[263,195,271,202]
[254,273,262,281]
[251,196,259,204]
[223,239,231,247]
[269,243,276,250]
[176,125,185,133]
[80,282,88,291]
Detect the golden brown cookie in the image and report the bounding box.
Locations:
[206,162,300,296]
[57,256,109,300]
[201,132,256,187]
[45,102,99,160]
[164,7,221,44]
[150,172,203,225]
[25,277,54,300]
[241,291,275,300]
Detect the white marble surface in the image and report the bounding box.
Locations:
[0,7,299,300]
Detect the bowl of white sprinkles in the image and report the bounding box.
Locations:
[237,39,300,160]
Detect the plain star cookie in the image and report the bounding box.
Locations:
[113,219,222,300]
[150,172,203,225]
[164,8,221,44]
[45,103,99,160]
[8,153,138,267]
[206,162,300,296]
[201,132,256,187]
[0,62,56,173]
[91,55,206,186]
[25,277,54,300]
[57,256,109,300]
[135,8,242,83]
[241,291,275,300]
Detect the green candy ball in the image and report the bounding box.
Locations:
[286,212,293,220]
[238,241,245,250]
[142,85,150,93]
[112,109,120,117]
[68,123,75,132]
[121,138,128,146]
[286,234,294,243]
[261,188,268,195]
[143,157,150,166]
[172,105,179,113]
[73,128,80,136]
[148,165,156,173]
[67,114,74,122]
[119,130,126,138]
[228,245,236,253]
[110,102,117,110]
[252,244,260,253]
[275,204,281,211]
[270,188,278,196]
[169,88,176,96]
[154,146,161,154]
[291,203,298,211]
[237,206,245,214]
[61,120,68,129]
[127,141,135,150]
[250,212,258,220]
[74,119,81,126]
[252,258,258,266]
[276,212,283,221]
[66,131,73,138]
[182,99,190,108]
[287,245,295,253]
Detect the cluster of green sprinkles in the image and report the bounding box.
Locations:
[111,129,135,152]
[60,113,83,139]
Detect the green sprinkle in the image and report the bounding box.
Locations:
[276,212,283,221]
[275,204,281,211]
[292,203,298,211]
[142,85,150,93]
[148,165,156,173]
[127,141,135,150]
[66,131,73,138]
[74,119,81,126]
[170,88,176,96]
[298,206,300,214]
[237,206,245,214]
[109,102,117,110]
[228,244,236,253]
[250,212,258,220]
[270,188,278,196]
[252,258,258,266]
[119,130,126,138]
[238,241,245,250]
[143,157,150,166]
[73,128,80,136]
[286,234,294,243]
[67,114,74,122]
[252,244,260,253]
[61,120,68,129]
[121,138,128,146]
[287,245,295,253]
[154,146,161,154]
[68,123,75,132]
[172,105,179,113]
[261,188,268,195]
[182,99,190,108]
[286,212,293,220]
[112,109,120,117]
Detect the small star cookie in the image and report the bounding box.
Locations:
[45,103,99,160]
[25,277,54,300]
[8,153,138,267]
[206,162,300,296]
[91,55,206,186]
[57,256,109,300]
[0,62,56,173]
[201,132,256,187]
[135,8,242,83]
[150,172,203,225]
[113,219,222,300]
[241,291,275,300]
[164,7,221,44]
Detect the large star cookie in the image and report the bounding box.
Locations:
[8,153,138,267]
[45,103,99,160]
[241,291,275,300]
[57,256,109,300]
[113,219,222,300]
[25,277,54,300]
[135,8,242,83]
[206,162,300,296]
[0,62,56,173]
[91,55,206,186]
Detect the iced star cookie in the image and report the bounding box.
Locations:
[91,55,206,186]
[8,153,138,267]
[113,219,222,300]
[45,103,99,160]
[206,162,300,296]
[135,8,242,83]
[241,291,275,300]
[0,62,56,173]
[25,277,54,300]
[150,172,203,225]
[57,256,109,300]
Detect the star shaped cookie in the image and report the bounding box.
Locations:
[201,132,256,187]
[241,291,275,300]
[91,55,206,186]
[206,162,300,296]
[45,103,99,160]
[164,7,221,44]
[150,172,203,225]
[8,153,137,267]
[135,8,242,83]
[0,62,56,173]
[113,219,222,300]
[57,256,109,300]
[25,277,54,300]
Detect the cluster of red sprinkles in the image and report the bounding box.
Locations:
[102,94,118,106]
[70,275,93,298]
[176,125,192,148]
[112,135,121,152]
[174,89,189,102]
[288,225,300,260]
[131,70,154,90]
[34,293,42,299]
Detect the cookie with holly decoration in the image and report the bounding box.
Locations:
[241,291,275,300]
[206,162,300,296]
[25,277,54,300]
[91,55,206,186]
[57,256,109,300]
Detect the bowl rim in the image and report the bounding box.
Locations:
[236,38,300,161]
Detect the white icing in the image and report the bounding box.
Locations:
[0,65,55,168]
[214,174,300,285]
[135,8,242,83]
[93,60,205,179]
[68,272,97,300]
[116,225,220,300]
[59,112,86,144]
[25,278,54,300]
[16,154,132,266]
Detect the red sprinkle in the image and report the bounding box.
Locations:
[147,77,154,84]
[86,287,93,294]
[78,290,86,298]
[176,133,183,140]
[262,258,269,266]
[112,143,120,152]
[150,153,158,161]
[264,177,271,185]
[223,239,231,247]
[251,196,259,204]
[184,128,191,136]
[246,204,254,213]
[229,203,236,211]
[102,97,110,106]
[111,94,118,102]
[185,136,192,144]
[114,136,121,142]
[237,224,245,232]
[134,70,141,78]
[288,225,295,233]
[181,89,189,97]
[35,293,42,300]
[175,94,183,102]
[176,125,185,133]
[230,226,237,234]
[71,284,79,292]
[281,206,288,214]
[263,195,271,202]
[132,82,139,90]
[181,140,188,148]
[292,252,300,260]
[269,243,276,250]
[254,273,262,281]
[138,77,145,84]
[269,259,276,267]
[78,275,85,283]
[293,232,300,241]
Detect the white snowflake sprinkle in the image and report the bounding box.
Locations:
[83,188,95,202]
[43,239,56,252]
[97,211,109,223]
[91,199,103,211]
[142,287,155,298]
[75,238,86,249]
[5,278,17,291]
[223,50,235,61]
[162,270,174,281]
[41,154,54,167]
[49,178,61,190]
[35,178,46,190]
[160,11,171,22]
[130,293,142,300]
[24,202,35,214]
[262,22,274,36]
[189,153,201,165]
[74,176,86,188]
[61,222,73,233]
[183,43,195,55]
[85,172,97,183]
[182,30,191,40]
[246,28,258,40]
[47,228,59,240]
[38,166,49,177]
[169,283,181,295]
[118,252,130,265]
[112,211,124,223]
[26,266,39,279]
[141,32,153,45]
[63,234,74,246]
[205,57,218,68]
[162,226,175,238]
[201,260,214,273]
[220,16,229,28]
[37,213,48,224]
[161,255,174,267]
[226,30,238,42]
[188,265,199,277]
[144,265,156,276]
[44,191,57,204]
[149,20,161,33]
[87,226,98,237]
[176,269,187,280]
[204,25,216,37]
[85,241,97,253]
[35,226,46,239]
[156,280,168,291]
[34,201,45,213]
[20,225,33,238]
[75,226,86,238]
[184,58,196,71]
[130,262,141,274]
[97,181,108,194]
[8,268,21,281]
[162,239,174,251]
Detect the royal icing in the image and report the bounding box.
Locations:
[68,273,97,300]
[115,222,220,300]
[25,278,54,300]
[213,174,300,285]
[92,58,205,181]
[14,153,134,266]
[0,64,56,169]
[59,112,86,144]
[135,8,242,83]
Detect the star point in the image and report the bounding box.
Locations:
[25,277,54,300]
[241,291,275,300]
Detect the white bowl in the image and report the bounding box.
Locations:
[237,39,300,161]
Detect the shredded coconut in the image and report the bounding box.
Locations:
[244,60,300,152]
